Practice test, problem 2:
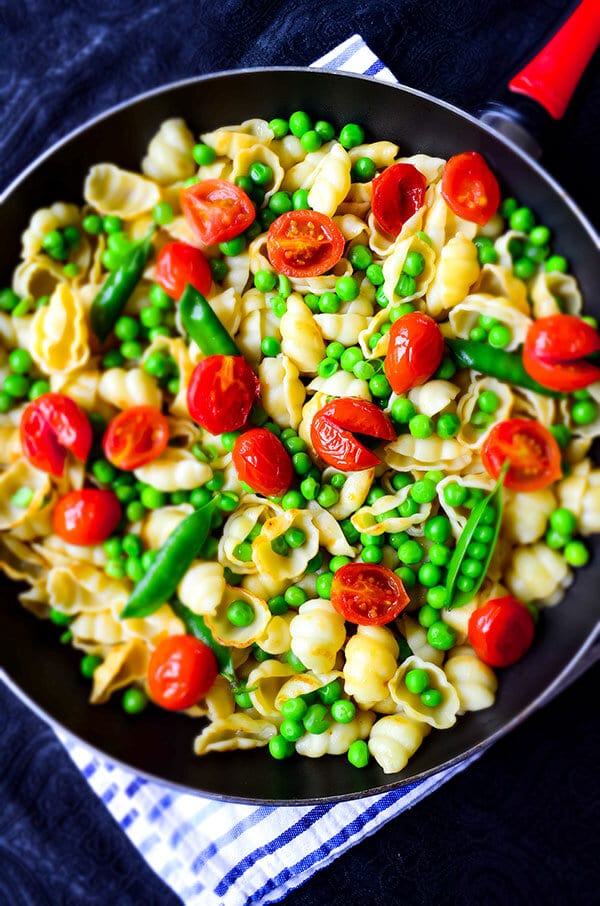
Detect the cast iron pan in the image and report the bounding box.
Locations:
[1,11,599,803]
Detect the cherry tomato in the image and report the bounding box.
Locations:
[232,428,294,497]
[154,241,212,299]
[331,563,410,625]
[523,314,600,392]
[371,163,427,237]
[102,406,169,471]
[187,355,260,435]
[266,210,345,277]
[148,635,218,711]
[441,151,500,226]
[384,311,445,395]
[468,595,535,667]
[20,392,92,477]
[310,397,396,472]
[53,489,121,546]
[180,179,255,245]
[481,418,562,491]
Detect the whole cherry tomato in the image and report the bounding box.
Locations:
[441,151,500,226]
[53,489,121,546]
[468,595,535,667]
[371,163,427,237]
[384,311,445,394]
[20,392,92,477]
[187,355,260,434]
[523,314,600,392]
[148,634,218,710]
[481,418,562,492]
[331,563,410,625]
[181,179,255,245]
[311,397,396,472]
[154,241,212,299]
[232,428,294,497]
[102,406,169,471]
[266,210,345,277]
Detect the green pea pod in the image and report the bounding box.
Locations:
[446,338,564,399]
[120,500,215,620]
[91,227,156,341]
[171,600,237,686]
[180,284,241,356]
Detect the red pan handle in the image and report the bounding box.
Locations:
[508,0,600,119]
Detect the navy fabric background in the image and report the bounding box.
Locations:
[0,1,599,903]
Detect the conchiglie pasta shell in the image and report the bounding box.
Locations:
[30,282,89,375]
[306,503,356,557]
[252,510,320,580]
[503,487,555,544]
[201,118,273,157]
[296,710,375,757]
[447,292,532,351]
[307,142,352,217]
[368,714,430,773]
[98,367,162,410]
[84,164,161,218]
[529,270,582,318]
[280,294,326,376]
[141,504,193,550]
[90,639,149,704]
[134,448,212,492]
[274,671,341,710]
[46,563,129,614]
[474,264,529,314]
[12,256,65,300]
[120,604,184,649]
[343,625,399,705]
[351,485,431,537]
[246,660,297,717]
[290,598,346,673]
[231,144,284,203]
[259,354,306,430]
[322,467,374,520]
[280,146,331,193]
[384,435,471,473]
[389,655,460,729]
[141,117,196,184]
[399,614,445,667]
[194,714,278,754]
[425,232,480,317]
[271,134,306,169]
[258,613,294,655]
[406,379,460,417]
[21,202,80,258]
[307,369,371,401]
[444,647,497,714]
[219,498,283,575]
[456,376,513,448]
[505,542,572,606]
[382,233,436,307]
[0,461,52,531]
[177,560,226,616]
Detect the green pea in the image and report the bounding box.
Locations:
[269,118,289,139]
[403,251,425,277]
[140,486,166,509]
[8,348,33,375]
[347,739,370,768]
[331,699,356,723]
[315,680,342,706]
[80,654,103,678]
[227,600,255,627]
[102,215,122,234]
[219,235,246,256]
[421,688,443,708]
[205,471,225,491]
[488,324,513,348]
[271,535,290,557]
[300,129,322,152]
[361,531,384,547]
[427,620,457,650]
[267,595,288,616]
[152,201,174,225]
[509,206,535,232]
[10,486,33,508]
[478,244,499,265]
[470,526,492,547]
[549,507,577,537]
[548,424,571,448]
[563,540,589,567]
[261,336,281,358]
[281,696,308,721]
[478,390,500,414]
[335,275,360,302]
[300,476,320,501]
[114,316,140,342]
[269,735,295,759]
[545,255,568,273]
[292,188,310,210]
[360,545,383,564]
[432,358,456,381]
[303,702,331,735]
[233,541,253,562]
[375,287,389,308]
[469,326,488,343]
[253,269,277,293]
[316,484,338,509]
[280,490,304,510]
[82,214,103,235]
[283,586,307,611]
[546,528,569,550]
[208,257,227,282]
[3,374,29,399]
[216,491,239,512]
[311,119,333,141]
[366,263,384,286]
[348,244,373,271]
[192,142,217,166]
[426,585,448,609]
[418,604,439,628]
[339,519,359,546]
[418,562,442,587]
[456,575,475,594]
[121,687,148,715]
[283,527,305,550]
[289,110,312,137]
[405,668,429,694]
[390,475,412,494]
[398,539,423,565]
[390,303,416,323]
[330,473,346,490]
[279,717,304,742]
[234,690,253,709]
[572,400,598,425]
[105,558,126,578]
[0,391,12,412]
[461,558,484,579]
[513,257,537,280]
[409,414,433,438]
[339,347,363,372]
[391,397,417,423]
[393,566,415,589]
[48,607,73,627]
[442,482,466,507]
[398,497,419,518]
[319,292,341,314]
[352,156,377,182]
[395,274,417,297]
[41,228,64,251]
[410,479,437,504]
[125,500,145,523]
[120,340,143,361]
[125,556,144,582]
[339,123,365,149]
[315,571,333,599]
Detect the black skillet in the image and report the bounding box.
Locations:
[1,5,599,803]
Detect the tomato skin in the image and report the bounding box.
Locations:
[468,595,535,667]
[180,179,255,245]
[481,418,562,491]
[441,151,500,226]
[20,393,92,477]
[331,563,410,625]
[371,163,427,237]
[311,398,396,472]
[266,210,345,277]
[523,314,600,392]
[53,489,121,546]
[154,241,212,299]
[148,635,218,711]
[102,406,169,471]
[384,311,445,394]
[232,428,294,497]
[187,355,260,435]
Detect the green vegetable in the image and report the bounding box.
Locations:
[331,699,356,723]
[280,718,304,741]
[289,111,312,137]
[171,599,237,685]
[226,600,255,627]
[427,621,457,650]
[338,123,365,150]
[90,227,155,341]
[80,654,102,678]
[179,284,240,356]
[303,702,331,734]
[446,338,564,398]
[347,739,369,768]
[405,668,429,694]
[193,143,216,165]
[122,687,148,714]
[281,697,308,720]
[269,735,295,759]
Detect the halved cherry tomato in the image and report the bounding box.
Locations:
[232,428,294,497]
[481,418,562,491]
[187,355,260,435]
[310,398,396,472]
[266,210,345,277]
[148,635,218,711]
[154,241,212,299]
[523,314,600,392]
[53,489,121,546]
[384,311,445,394]
[371,163,427,237]
[20,392,93,477]
[468,595,535,667]
[102,406,169,471]
[331,563,410,625]
[180,179,255,245]
[441,151,500,226]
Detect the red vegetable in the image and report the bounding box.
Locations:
[481,418,562,492]
[53,489,121,546]
[103,406,169,471]
[266,210,345,277]
[441,151,500,226]
[310,397,396,472]
[384,311,445,394]
[468,595,535,667]
[331,563,410,625]
[20,393,92,477]
[232,428,294,497]
[180,179,255,245]
[523,314,600,392]
[154,241,212,298]
[187,355,260,434]
[148,635,218,710]
[371,163,427,237]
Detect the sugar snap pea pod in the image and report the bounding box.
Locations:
[171,600,237,686]
[120,500,215,619]
[180,284,241,356]
[446,338,564,399]
[91,227,156,341]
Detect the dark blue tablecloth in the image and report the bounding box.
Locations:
[1,2,599,904]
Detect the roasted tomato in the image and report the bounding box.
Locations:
[53,489,121,546]
[523,314,600,392]
[468,595,535,667]
[384,311,445,394]
[148,635,218,710]
[481,418,562,491]
[371,163,427,237]
[441,151,500,225]
[102,406,169,471]
[20,393,92,477]
[266,210,345,277]
[180,179,255,245]
[232,428,294,497]
[331,563,410,625]
[154,240,212,298]
[187,355,260,434]
[310,398,396,472]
